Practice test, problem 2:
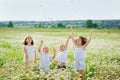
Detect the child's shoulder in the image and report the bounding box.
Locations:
[24,45,35,49]
[23,45,27,48]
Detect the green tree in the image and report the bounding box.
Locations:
[93,23,97,28]
[57,23,65,28]
[8,21,14,28]
[51,25,56,28]
[38,24,42,28]
[86,20,93,28]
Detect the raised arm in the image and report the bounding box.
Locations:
[52,47,56,59]
[38,40,44,52]
[71,27,77,46]
[83,30,94,49]
[24,47,28,67]
[65,36,71,49]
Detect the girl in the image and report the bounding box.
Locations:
[71,27,94,80]
[38,40,56,71]
[56,36,71,69]
[23,36,36,67]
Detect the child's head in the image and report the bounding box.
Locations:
[23,36,34,45]
[43,46,49,54]
[59,44,66,52]
[75,36,87,46]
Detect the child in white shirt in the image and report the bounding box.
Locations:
[23,36,36,67]
[38,40,56,71]
[56,36,71,69]
[71,27,94,80]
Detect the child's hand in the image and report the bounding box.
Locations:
[52,47,56,52]
[69,35,72,39]
[40,40,44,44]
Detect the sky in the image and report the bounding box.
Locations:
[0,0,120,21]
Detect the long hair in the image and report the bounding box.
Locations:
[79,36,87,45]
[22,36,34,45]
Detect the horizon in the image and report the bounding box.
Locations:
[0,19,120,22]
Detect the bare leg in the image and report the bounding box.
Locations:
[76,70,83,80]
[79,70,84,80]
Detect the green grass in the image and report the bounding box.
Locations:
[0,28,120,80]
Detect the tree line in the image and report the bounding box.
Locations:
[2,20,120,28]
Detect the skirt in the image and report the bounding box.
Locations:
[74,60,86,70]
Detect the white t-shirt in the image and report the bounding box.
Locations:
[24,45,35,62]
[56,50,68,65]
[74,47,86,61]
[39,51,52,70]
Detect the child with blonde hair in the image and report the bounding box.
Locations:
[56,36,71,69]
[38,40,56,71]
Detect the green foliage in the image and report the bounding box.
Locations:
[1,20,120,28]
[0,28,120,80]
[0,56,6,67]
[93,23,97,28]
[51,25,56,28]
[8,21,14,28]
[86,20,98,28]
[57,23,65,28]
[38,24,42,28]
[86,20,93,28]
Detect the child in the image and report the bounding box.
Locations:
[23,36,36,67]
[71,27,94,80]
[38,40,56,71]
[56,36,71,69]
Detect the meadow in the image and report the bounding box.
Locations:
[0,28,120,80]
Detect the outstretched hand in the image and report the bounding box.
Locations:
[52,47,56,52]
[69,35,72,39]
[40,40,44,45]
[38,40,44,52]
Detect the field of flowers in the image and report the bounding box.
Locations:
[0,28,120,80]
